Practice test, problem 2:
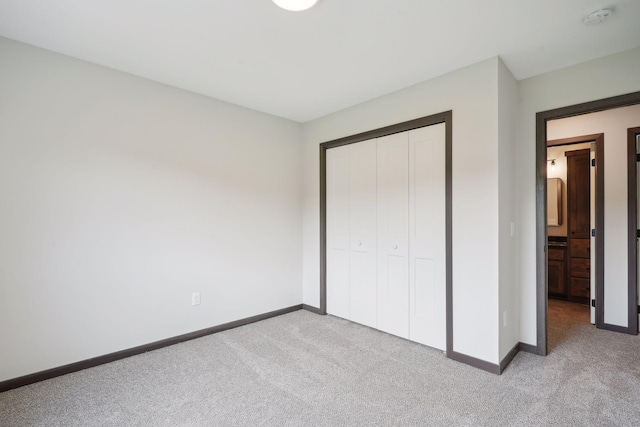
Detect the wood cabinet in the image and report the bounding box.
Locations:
[568,238,591,302]
[548,243,567,298]
[566,149,591,304]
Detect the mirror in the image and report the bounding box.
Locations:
[547,178,562,226]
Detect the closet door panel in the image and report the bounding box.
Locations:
[414,258,435,320]
[409,123,446,350]
[377,133,409,338]
[326,146,350,320]
[348,140,377,328]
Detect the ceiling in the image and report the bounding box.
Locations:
[1,0,639,123]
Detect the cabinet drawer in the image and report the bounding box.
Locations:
[548,259,566,294]
[548,248,565,261]
[570,239,590,258]
[570,277,590,298]
[570,258,590,278]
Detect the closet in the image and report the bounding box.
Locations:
[326,123,446,350]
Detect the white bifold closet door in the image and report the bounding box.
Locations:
[348,140,377,328]
[326,145,350,321]
[408,124,446,349]
[326,123,445,350]
[377,132,410,338]
[326,140,377,329]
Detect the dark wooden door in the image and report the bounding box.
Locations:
[567,150,591,238]
[566,148,591,304]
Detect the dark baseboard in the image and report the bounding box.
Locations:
[499,343,520,374]
[450,342,522,375]
[447,351,501,375]
[0,304,303,393]
[601,322,635,334]
[302,304,323,315]
[518,342,538,354]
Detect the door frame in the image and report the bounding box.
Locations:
[319,111,453,355]
[536,91,640,355]
[627,127,640,336]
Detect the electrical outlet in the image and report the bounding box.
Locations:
[503,310,508,328]
[192,292,201,306]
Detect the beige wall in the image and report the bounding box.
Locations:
[3,35,639,381]
[498,59,520,361]
[302,58,503,364]
[517,47,640,345]
[0,37,303,382]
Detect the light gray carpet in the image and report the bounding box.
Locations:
[1,301,639,426]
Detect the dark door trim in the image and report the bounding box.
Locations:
[628,127,640,336]
[536,91,640,355]
[319,111,453,356]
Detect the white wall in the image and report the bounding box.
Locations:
[302,58,501,364]
[548,104,640,327]
[517,48,640,345]
[498,59,520,360]
[0,37,303,382]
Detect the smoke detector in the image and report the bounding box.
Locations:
[273,0,318,11]
[583,8,614,25]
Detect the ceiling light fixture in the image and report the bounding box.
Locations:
[272,0,318,12]
[583,8,613,25]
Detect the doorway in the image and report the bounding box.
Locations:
[536,92,640,356]
[627,126,640,336]
[546,136,599,351]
